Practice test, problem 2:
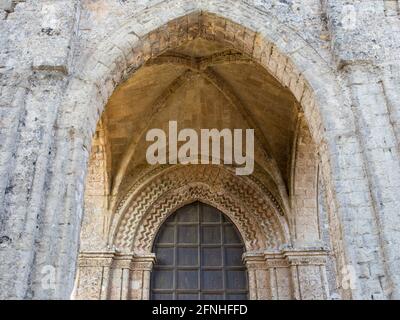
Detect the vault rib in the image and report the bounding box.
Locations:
[145,51,253,70]
[200,67,288,196]
[112,53,290,208]
[110,70,197,198]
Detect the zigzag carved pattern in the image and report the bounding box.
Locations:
[114,166,283,250]
[221,177,282,245]
[114,164,169,214]
[114,166,221,246]
[113,163,285,225]
[134,184,267,252]
[115,179,173,246]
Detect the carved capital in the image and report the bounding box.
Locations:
[78,251,115,267]
[283,249,329,266]
[132,253,157,271]
[262,249,329,268]
[243,251,267,270]
[78,251,156,270]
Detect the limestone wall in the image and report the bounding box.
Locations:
[0,0,399,300]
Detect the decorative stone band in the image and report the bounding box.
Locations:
[75,249,329,300]
[78,251,115,268]
[111,165,288,252]
[75,251,156,300]
[284,249,329,267]
[243,248,329,268]
[243,249,330,300]
[78,251,156,270]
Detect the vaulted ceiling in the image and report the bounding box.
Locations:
[102,37,299,198]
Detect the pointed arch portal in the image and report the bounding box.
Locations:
[72,10,336,300]
[4,0,382,300]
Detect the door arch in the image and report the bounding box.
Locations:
[66,8,346,301]
[150,201,248,300]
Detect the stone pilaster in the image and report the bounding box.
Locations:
[264,251,292,300]
[74,252,114,300]
[108,253,134,300]
[74,252,156,300]
[128,254,156,300]
[243,252,269,300]
[284,249,329,300]
[245,249,329,300]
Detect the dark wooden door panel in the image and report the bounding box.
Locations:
[151,201,248,300]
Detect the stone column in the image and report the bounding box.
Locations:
[264,251,292,300]
[75,252,156,300]
[108,253,135,300]
[243,252,269,300]
[0,0,83,299]
[73,252,114,300]
[284,249,329,300]
[243,251,317,300]
[325,1,400,300]
[128,254,156,300]
[344,64,400,299]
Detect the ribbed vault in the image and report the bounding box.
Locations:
[102,36,298,208]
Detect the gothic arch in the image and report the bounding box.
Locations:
[111,165,288,253]
[59,2,354,300]
[2,0,398,301]
[135,184,266,253]
[289,113,321,246]
[60,5,351,148]
[58,6,351,253]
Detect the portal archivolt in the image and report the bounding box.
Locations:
[74,11,337,300]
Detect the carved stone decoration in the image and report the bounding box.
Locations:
[243,249,330,300]
[71,10,334,301]
[2,0,399,301]
[75,252,156,300]
[74,160,331,300]
[111,165,288,252]
[74,252,114,300]
[134,183,266,252]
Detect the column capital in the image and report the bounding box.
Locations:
[78,251,115,267]
[132,253,157,271]
[242,251,266,270]
[78,251,157,270]
[243,249,330,268]
[282,248,329,266]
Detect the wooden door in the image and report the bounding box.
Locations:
[151,201,248,300]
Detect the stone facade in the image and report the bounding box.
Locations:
[0,0,399,300]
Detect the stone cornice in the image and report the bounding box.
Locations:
[243,248,329,268]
